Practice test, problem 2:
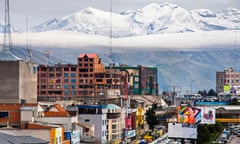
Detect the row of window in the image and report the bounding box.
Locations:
[39,90,95,95]
[39,67,77,72]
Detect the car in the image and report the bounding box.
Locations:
[219,133,228,143]
[237,129,240,137]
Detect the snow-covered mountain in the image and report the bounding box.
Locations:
[30,2,240,37]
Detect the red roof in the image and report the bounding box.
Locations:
[78,54,98,58]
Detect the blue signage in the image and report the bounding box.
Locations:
[194,101,227,106]
[125,130,136,138]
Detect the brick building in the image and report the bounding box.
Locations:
[106,65,159,96]
[37,54,121,102]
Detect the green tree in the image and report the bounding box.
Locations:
[207,89,217,96]
[145,104,158,130]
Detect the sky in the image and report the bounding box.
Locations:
[0,0,239,29]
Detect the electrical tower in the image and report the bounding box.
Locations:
[3,0,12,51]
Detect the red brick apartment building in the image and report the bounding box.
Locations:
[37,54,122,102]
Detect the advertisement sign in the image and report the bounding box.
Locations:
[194,101,227,106]
[71,130,80,144]
[168,123,197,139]
[200,107,215,124]
[54,127,62,144]
[224,85,240,95]
[125,130,136,138]
[177,106,201,124]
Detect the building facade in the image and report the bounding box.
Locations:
[37,54,121,102]
[77,105,107,144]
[106,65,159,96]
[0,60,37,103]
[216,67,240,94]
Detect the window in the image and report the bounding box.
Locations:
[71,79,76,83]
[56,67,61,71]
[49,67,54,72]
[64,73,69,77]
[71,91,76,95]
[64,68,69,71]
[40,79,46,83]
[64,90,69,95]
[85,119,90,122]
[79,68,88,72]
[40,73,46,77]
[49,73,54,77]
[33,67,37,73]
[71,73,76,77]
[112,124,117,129]
[0,112,8,118]
[71,85,76,89]
[56,73,61,77]
[48,85,54,89]
[64,79,69,83]
[64,84,69,89]
[40,85,46,89]
[71,67,76,71]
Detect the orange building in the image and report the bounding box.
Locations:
[37,54,121,102]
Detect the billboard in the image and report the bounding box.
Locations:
[177,106,201,124]
[168,123,197,139]
[224,85,240,95]
[194,101,227,106]
[125,130,136,138]
[200,107,215,124]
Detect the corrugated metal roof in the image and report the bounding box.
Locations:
[0,51,22,61]
[0,133,48,144]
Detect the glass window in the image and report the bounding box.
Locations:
[71,73,76,77]
[71,85,76,89]
[71,79,76,83]
[56,67,61,71]
[64,68,69,71]
[71,67,76,71]
[64,73,69,77]
[64,84,69,89]
[71,91,76,95]
[49,73,54,77]
[64,79,69,83]
[49,67,54,71]
[64,90,69,95]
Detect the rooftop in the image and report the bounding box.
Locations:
[0,51,22,61]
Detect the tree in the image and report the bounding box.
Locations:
[207,89,217,96]
[145,104,158,130]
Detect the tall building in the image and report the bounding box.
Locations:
[37,54,121,102]
[0,52,38,103]
[216,67,240,94]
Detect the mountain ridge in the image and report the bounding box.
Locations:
[26,2,240,37]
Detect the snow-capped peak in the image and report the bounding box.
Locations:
[29,2,240,37]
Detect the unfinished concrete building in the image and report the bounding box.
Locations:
[0,52,38,103]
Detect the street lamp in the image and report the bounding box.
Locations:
[191,80,197,95]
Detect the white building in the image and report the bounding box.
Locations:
[77,105,107,144]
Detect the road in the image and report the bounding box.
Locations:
[228,135,240,144]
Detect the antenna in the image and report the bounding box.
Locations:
[234,28,237,70]
[109,0,113,59]
[44,50,50,66]
[3,0,12,51]
[26,17,32,62]
[109,0,113,90]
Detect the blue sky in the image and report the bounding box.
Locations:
[0,0,239,29]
